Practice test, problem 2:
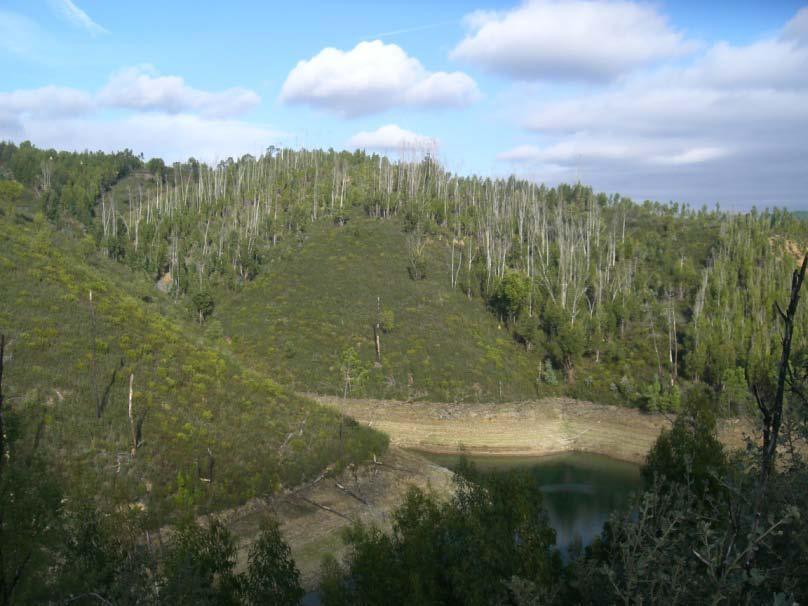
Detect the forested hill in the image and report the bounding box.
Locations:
[1,140,807,416]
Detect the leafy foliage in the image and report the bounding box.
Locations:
[322,465,564,606]
[0,199,387,523]
[642,385,727,496]
[242,517,305,606]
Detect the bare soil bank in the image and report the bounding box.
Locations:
[221,396,751,589]
[313,395,753,464]
[225,447,454,589]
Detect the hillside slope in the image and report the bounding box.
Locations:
[0,208,386,523]
[218,216,544,403]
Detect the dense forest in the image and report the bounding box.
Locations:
[0,141,807,604]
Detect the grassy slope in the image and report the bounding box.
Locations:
[0,208,386,523]
[218,216,547,403]
[217,209,731,407]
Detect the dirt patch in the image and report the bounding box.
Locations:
[312,395,753,464]
[225,447,454,590]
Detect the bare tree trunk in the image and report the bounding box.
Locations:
[373,297,382,365]
[128,373,137,458]
[749,252,807,561]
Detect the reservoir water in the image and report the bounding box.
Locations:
[421,451,642,557]
[302,451,641,604]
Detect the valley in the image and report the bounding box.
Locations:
[0,141,806,604]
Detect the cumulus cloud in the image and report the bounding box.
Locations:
[681,39,808,89]
[0,86,94,137]
[280,40,479,117]
[0,113,284,164]
[49,0,107,36]
[98,66,260,118]
[0,68,274,162]
[347,124,437,152]
[0,86,94,118]
[451,0,695,82]
[499,6,808,208]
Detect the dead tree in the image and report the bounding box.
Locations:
[750,253,807,542]
[128,373,137,458]
[373,297,382,365]
[666,291,678,386]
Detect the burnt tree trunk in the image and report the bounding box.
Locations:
[750,252,807,551]
[759,254,807,484]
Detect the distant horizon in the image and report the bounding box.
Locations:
[2,0,807,210]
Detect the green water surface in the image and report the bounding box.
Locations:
[421,451,642,556]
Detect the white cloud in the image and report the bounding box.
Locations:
[0,86,94,117]
[652,146,728,166]
[1,113,285,163]
[681,39,808,89]
[525,87,808,137]
[49,0,107,36]
[499,138,731,166]
[0,86,94,137]
[98,66,260,118]
[280,40,479,117]
[451,0,695,82]
[0,68,274,162]
[347,124,437,152]
[499,7,808,208]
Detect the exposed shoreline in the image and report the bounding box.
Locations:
[229,396,752,589]
[313,395,753,465]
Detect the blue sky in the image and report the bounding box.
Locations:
[1,0,807,209]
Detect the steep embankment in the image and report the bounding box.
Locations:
[218,216,543,403]
[315,395,753,464]
[0,209,386,522]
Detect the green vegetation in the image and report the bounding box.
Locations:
[0,141,140,223]
[0,140,807,603]
[0,185,386,523]
[320,467,564,605]
[322,368,808,604]
[219,216,540,401]
[4,142,806,409]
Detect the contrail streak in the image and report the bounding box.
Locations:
[363,21,455,40]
